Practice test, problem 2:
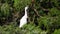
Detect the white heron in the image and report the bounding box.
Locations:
[19,6,28,28]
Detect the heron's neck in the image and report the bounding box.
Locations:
[25,10,27,16]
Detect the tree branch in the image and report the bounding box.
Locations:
[33,8,40,17]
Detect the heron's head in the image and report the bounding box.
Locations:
[25,6,29,11]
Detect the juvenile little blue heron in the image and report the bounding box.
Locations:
[19,6,28,28]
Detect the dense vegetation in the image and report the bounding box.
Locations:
[0,0,60,34]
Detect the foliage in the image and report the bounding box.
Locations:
[0,23,42,34]
[14,0,31,11]
[1,3,10,17]
[0,0,60,34]
[49,7,60,16]
[53,29,60,34]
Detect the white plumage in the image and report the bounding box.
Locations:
[19,6,28,28]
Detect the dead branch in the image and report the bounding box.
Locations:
[33,8,40,17]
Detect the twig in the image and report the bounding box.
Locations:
[33,8,40,17]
